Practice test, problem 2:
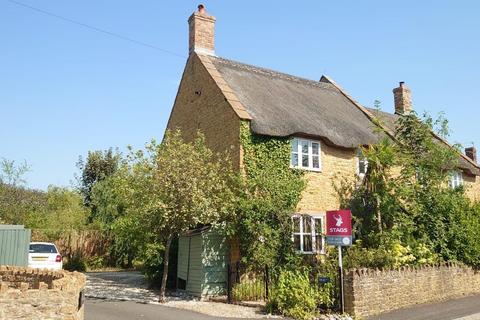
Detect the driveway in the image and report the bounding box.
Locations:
[84,271,268,320]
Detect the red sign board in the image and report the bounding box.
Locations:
[326,210,352,246]
[326,210,352,236]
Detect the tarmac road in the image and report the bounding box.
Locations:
[85,299,257,320]
[368,294,480,320]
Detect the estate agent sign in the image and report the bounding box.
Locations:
[326,209,352,246]
[326,209,352,314]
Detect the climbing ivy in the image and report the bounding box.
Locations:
[236,121,306,269]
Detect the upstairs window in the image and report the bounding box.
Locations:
[292,215,325,254]
[291,138,321,171]
[357,149,368,177]
[449,171,464,189]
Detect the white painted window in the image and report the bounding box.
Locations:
[357,149,368,178]
[292,215,325,254]
[449,171,464,189]
[291,138,321,171]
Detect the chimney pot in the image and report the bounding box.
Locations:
[393,81,413,115]
[188,5,216,55]
[465,147,477,163]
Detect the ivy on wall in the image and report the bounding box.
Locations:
[236,121,306,269]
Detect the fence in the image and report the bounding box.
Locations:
[0,225,31,266]
[227,262,270,303]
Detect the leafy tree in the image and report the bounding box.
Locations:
[76,149,121,221]
[0,184,47,225]
[103,131,237,302]
[337,111,480,267]
[26,186,88,231]
[0,158,30,186]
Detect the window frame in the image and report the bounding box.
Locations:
[449,171,464,189]
[356,149,368,178]
[292,214,325,254]
[290,138,322,172]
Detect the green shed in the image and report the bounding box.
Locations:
[177,226,227,297]
[0,225,31,266]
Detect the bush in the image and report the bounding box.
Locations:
[86,256,107,270]
[267,269,319,320]
[140,239,177,289]
[64,253,87,272]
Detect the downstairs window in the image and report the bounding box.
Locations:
[292,215,325,254]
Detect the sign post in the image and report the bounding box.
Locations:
[326,209,352,314]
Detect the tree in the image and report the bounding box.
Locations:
[0,183,46,225]
[76,149,121,221]
[337,111,480,267]
[0,158,30,186]
[107,131,237,302]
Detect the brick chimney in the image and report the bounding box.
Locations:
[188,4,216,56]
[393,82,413,115]
[465,147,477,163]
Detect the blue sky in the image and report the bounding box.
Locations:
[1,1,480,190]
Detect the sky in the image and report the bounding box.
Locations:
[1,0,480,190]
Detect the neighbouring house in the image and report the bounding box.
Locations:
[167,5,480,297]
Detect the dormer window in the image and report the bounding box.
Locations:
[449,171,463,189]
[291,138,321,171]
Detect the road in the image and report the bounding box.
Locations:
[85,300,252,320]
[368,294,480,320]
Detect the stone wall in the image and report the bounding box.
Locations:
[166,53,243,171]
[344,263,480,318]
[464,174,480,202]
[296,143,357,213]
[0,266,86,320]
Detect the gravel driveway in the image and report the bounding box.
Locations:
[85,271,275,319]
[85,271,159,303]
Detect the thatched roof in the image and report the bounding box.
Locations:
[210,56,384,148]
[207,55,479,175]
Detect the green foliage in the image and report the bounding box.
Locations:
[232,280,265,301]
[0,158,30,186]
[345,240,438,269]
[237,121,306,269]
[94,131,237,300]
[24,186,89,233]
[0,183,47,225]
[337,111,480,267]
[64,253,87,272]
[76,149,121,221]
[108,216,147,268]
[85,256,107,270]
[140,242,165,285]
[267,269,319,320]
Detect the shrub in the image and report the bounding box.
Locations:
[64,253,87,272]
[140,239,177,289]
[86,256,107,270]
[267,269,319,320]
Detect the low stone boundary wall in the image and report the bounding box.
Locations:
[344,262,480,318]
[0,266,86,320]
